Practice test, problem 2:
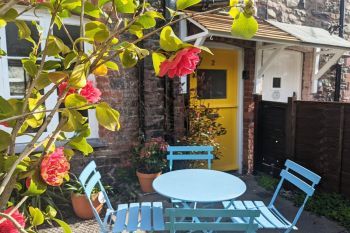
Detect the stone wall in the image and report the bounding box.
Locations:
[256,0,350,102]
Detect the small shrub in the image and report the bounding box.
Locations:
[256,173,279,191]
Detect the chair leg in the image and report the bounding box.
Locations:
[284,227,293,233]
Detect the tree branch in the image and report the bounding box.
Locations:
[0,0,20,16]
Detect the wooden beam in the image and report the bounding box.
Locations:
[314,50,344,80]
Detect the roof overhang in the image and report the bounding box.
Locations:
[183,12,350,50]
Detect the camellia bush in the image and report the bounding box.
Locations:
[0,0,257,232]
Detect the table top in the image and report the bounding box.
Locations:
[152,169,246,203]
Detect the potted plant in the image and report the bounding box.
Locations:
[133,137,168,193]
[64,175,104,219]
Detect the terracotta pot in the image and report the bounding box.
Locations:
[136,171,162,193]
[71,192,103,219]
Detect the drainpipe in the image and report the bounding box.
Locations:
[137,41,146,142]
[334,0,345,101]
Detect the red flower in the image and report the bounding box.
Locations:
[58,82,76,97]
[0,207,25,233]
[0,122,10,127]
[80,81,102,103]
[25,177,31,189]
[41,147,70,186]
[159,47,201,78]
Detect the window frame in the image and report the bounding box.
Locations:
[0,6,99,144]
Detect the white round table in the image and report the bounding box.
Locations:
[152,169,246,203]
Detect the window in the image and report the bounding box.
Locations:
[0,7,99,143]
[272,77,281,88]
[197,69,227,99]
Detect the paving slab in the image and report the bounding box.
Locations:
[39,174,348,233]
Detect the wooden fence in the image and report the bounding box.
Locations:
[254,95,350,196]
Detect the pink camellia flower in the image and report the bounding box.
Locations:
[159,47,201,78]
[58,81,76,97]
[41,147,70,187]
[80,80,102,103]
[0,207,25,233]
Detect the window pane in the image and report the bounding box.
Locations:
[197,69,227,99]
[53,24,80,50]
[8,60,28,96]
[6,21,40,57]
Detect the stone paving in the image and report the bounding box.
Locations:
[39,175,349,233]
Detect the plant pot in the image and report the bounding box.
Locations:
[136,171,162,193]
[71,192,103,219]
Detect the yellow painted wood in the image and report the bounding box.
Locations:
[190,48,239,171]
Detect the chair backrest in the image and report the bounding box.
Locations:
[165,208,260,233]
[269,159,321,228]
[78,161,113,231]
[167,145,214,171]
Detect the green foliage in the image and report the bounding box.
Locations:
[176,0,201,10]
[256,173,279,191]
[294,192,350,229]
[96,102,120,131]
[181,91,227,160]
[152,52,166,75]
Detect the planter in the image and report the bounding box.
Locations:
[71,192,103,219]
[136,171,162,193]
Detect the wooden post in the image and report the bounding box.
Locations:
[338,105,345,193]
[253,94,262,174]
[286,96,297,161]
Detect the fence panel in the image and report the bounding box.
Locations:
[254,96,350,195]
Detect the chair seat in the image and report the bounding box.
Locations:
[222,201,297,230]
[109,202,165,233]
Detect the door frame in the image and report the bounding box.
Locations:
[202,42,244,173]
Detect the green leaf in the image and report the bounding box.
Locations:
[0,130,11,152]
[23,171,47,196]
[231,13,258,39]
[176,0,201,10]
[43,60,62,70]
[137,15,156,29]
[3,8,18,21]
[69,136,93,156]
[96,102,120,131]
[64,94,88,109]
[159,26,183,52]
[64,148,75,160]
[35,73,51,90]
[229,7,240,18]
[145,11,165,20]
[105,61,119,71]
[29,206,45,226]
[152,52,166,76]
[61,109,87,132]
[46,36,70,56]
[64,52,77,69]
[119,48,138,68]
[52,218,72,233]
[69,64,87,88]
[128,24,143,38]
[62,0,81,10]
[14,20,31,39]
[46,205,57,218]
[0,19,7,28]
[114,0,137,13]
[0,96,14,119]
[85,21,109,42]
[48,71,69,84]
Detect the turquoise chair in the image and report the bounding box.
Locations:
[165,208,260,233]
[167,145,214,171]
[222,159,321,233]
[78,161,165,233]
[167,145,214,208]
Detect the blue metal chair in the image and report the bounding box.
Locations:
[165,208,260,233]
[167,145,214,171]
[78,161,165,233]
[222,159,321,233]
[167,145,214,208]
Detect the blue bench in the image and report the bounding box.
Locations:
[79,161,165,233]
[222,159,321,233]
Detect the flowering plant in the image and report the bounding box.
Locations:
[0,0,257,231]
[132,137,168,174]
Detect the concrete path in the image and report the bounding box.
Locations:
[40,175,348,233]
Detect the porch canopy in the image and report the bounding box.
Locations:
[182,12,350,92]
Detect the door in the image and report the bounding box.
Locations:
[261,50,302,102]
[190,48,239,171]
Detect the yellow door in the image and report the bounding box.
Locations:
[190,48,239,171]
